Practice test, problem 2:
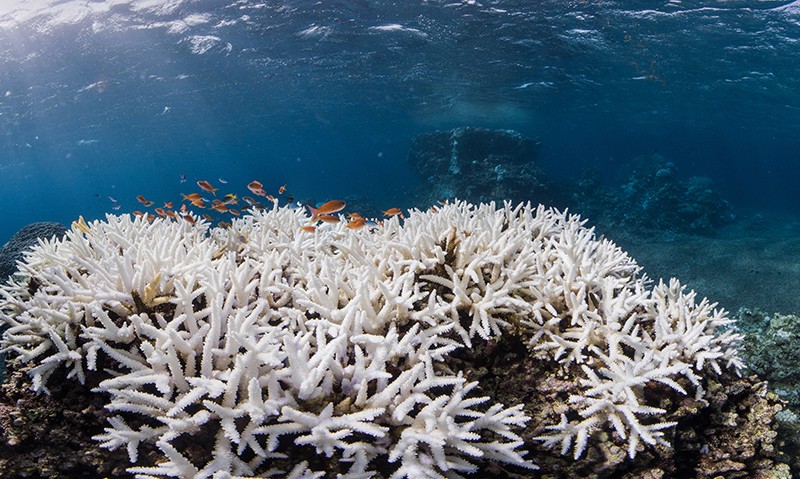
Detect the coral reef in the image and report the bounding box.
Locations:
[0,222,68,281]
[406,130,734,236]
[738,309,800,407]
[0,202,784,478]
[0,221,68,383]
[738,308,800,473]
[0,363,133,477]
[572,155,735,235]
[407,127,550,206]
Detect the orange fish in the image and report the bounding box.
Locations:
[383,208,403,217]
[180,204,188,213]
[229,208,240,216]
[155,207,166,217]
[318,214,341,223]
[183,214,195,224]
[218,221,232,229]
[182,193,204,201]
[202,214,213,221]
[242,196,257,206]
[136,195,150,205]
[191,199,206,208]
[197,180,218,196]
[307,200,346,221]
[163,202,173,208]
[211,204,229,213]
[346,218,366,229]
[247,181,263,195]
[266,195,275,201]
[279,184,286,194]
[165,210,178,219]
[254,188,267,197]
[133,210,144,217]
[299,225,317,233]
[348,212,363,219]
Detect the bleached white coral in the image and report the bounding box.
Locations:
[0,200,743,477]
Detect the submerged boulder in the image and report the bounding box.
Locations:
[407,127,551,206]
[0,222,68,281]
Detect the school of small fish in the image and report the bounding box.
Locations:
[123,176,404,233]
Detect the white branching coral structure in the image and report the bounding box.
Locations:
[0,201,743,477]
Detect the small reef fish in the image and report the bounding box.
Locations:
[345,218,366,229]
[211,204,229,213]
[182,193,204,201]
[203,214,213,221]
[383,208,403,217]
[136,195,156,207]
[165,210,178,219]
[229,208,240,216]
[182,214,196,224]
[317,214,340,223]
[108,196,118,203]
[163,202,173,208]
[155,207,166,217]
[217,221,232,229]
[247,181,263,195]
[279,184,286,194]
[222,194,238,205]
[197,180,218,196]
[218,177,229,184]
[299,225,316,233]
[307,200,346,221]
[180,173,187,183]
[111,204,121,211]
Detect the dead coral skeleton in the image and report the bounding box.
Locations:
[0,201,742,477]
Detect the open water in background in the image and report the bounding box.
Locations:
[0,0,799,244]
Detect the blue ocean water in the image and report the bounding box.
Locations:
[1,0,799,242]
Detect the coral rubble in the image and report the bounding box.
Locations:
[0,202,785,478]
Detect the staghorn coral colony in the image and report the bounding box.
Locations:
[0,201,767,478]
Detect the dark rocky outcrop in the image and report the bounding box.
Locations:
[0,222,68,282]
[407,127,552,207]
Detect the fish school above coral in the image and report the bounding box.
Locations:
[0,201,746,478]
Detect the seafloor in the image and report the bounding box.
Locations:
[603,209,800,317]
